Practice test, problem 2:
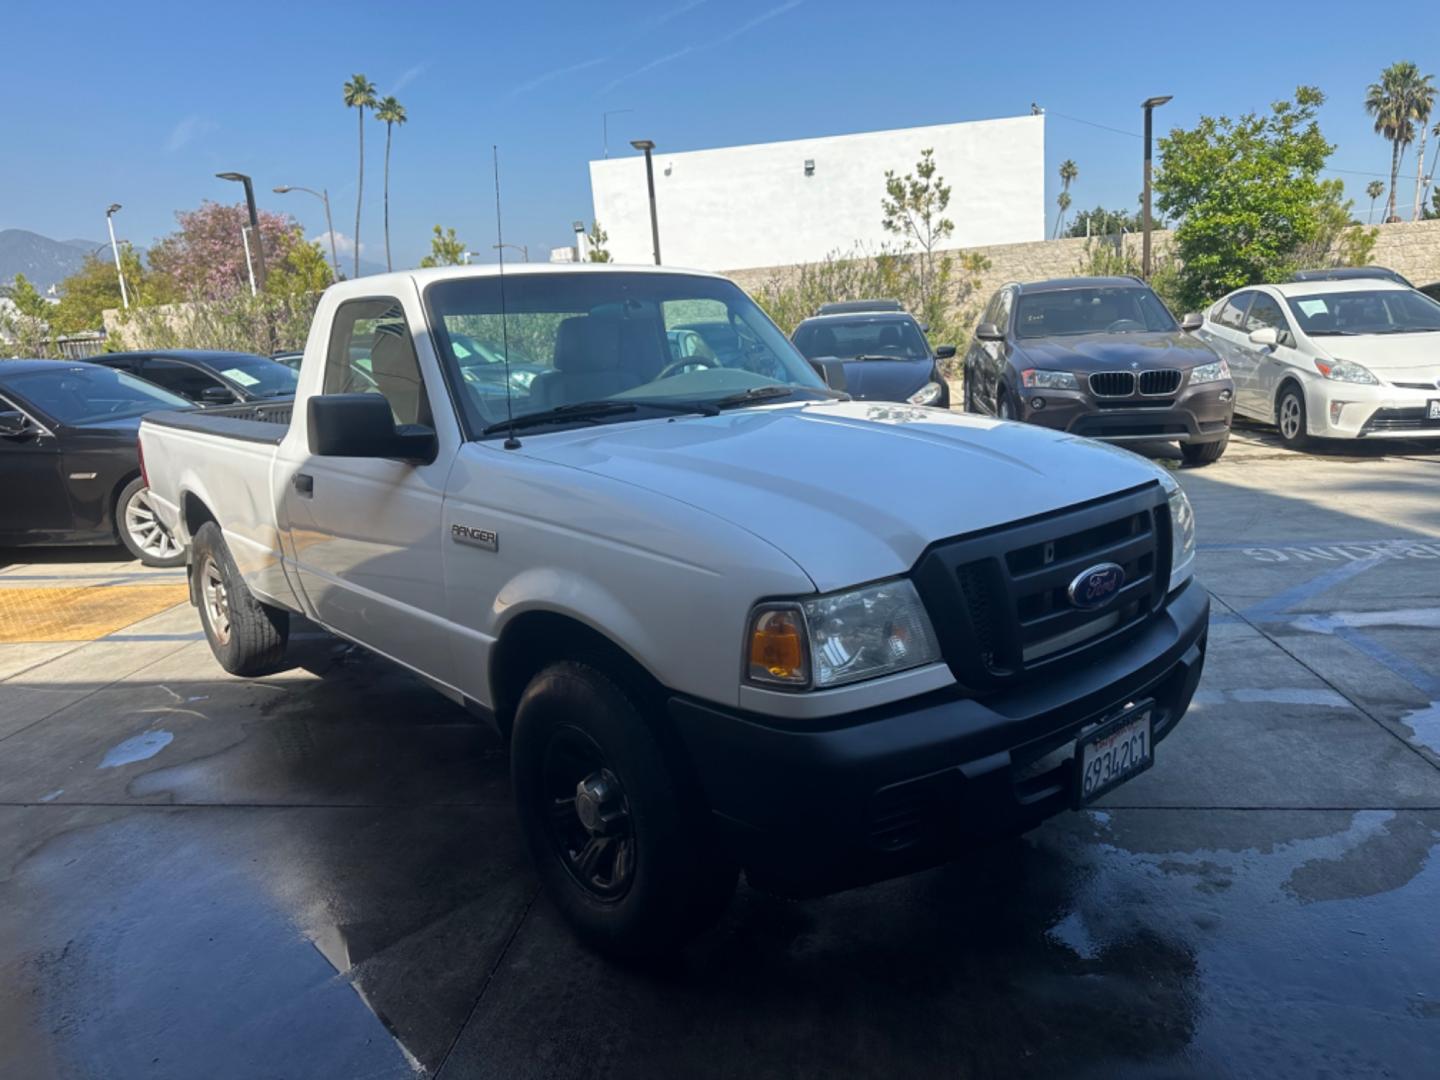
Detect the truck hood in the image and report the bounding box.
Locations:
[1016,332,1216,371]
[514,401,1170,592]
[1310,333,1440,380]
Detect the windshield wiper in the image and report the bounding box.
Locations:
[851,354,920,362]
[480,398,718,436]
[713,385,842,410]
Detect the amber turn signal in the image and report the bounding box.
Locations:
[747,607,809,686]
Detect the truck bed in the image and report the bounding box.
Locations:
[142,400,294,445]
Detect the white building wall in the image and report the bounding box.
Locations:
[588,115,1044,272]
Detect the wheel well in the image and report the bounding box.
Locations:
[109,469,141,528]
[182,492,218,539]
[1274,377,1304,421]
[489,611,662,742]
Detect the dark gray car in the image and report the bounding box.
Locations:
[962,276,1236,465]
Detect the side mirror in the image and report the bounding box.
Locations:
[201,385,236,404]
[1181,313,1204,332]
[808,357,848,391]
[0,410,31,437]
[934,344,957,360]
[975,323,1004,342]
[308,394,437,463]
[1248,327,1279,347]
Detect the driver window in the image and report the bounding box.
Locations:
[326,298,431,426]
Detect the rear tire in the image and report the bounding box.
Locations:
[191,521,288,676]
[511,660,737,960]
[1276,384,1311,450]
[116,478,185,567]
[1181,433,1229,466]
[997,387,1016,420]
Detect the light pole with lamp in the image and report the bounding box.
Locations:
[573,219,588,262]
[492,242,529,262]
[104,204,130,309]
[1141,95,1172,279]
[630,139,661,265]
[273,185,340,280]
[215,171,268,291]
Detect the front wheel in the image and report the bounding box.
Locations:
[1276,385,1311,450]
[1181,433,1229,466]
[997,388,1016,420]
[116,478,185,567]
[191,521,289,676]
[511,660,737,960]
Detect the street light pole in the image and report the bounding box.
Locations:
[631,139,661,265]
[104,204,130,309]
[1141,95,1172,280]
[216,172,268,290]
[274,185,340,280]
[491,242,529,262]
[603,108,633,159]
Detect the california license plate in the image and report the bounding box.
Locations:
[1427,399,1440,421]
[1076,702,1154,805]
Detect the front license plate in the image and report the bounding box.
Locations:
[1428,399,1440,421]
[1076,703,1154,805]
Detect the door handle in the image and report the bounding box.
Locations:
[294,473,314,498]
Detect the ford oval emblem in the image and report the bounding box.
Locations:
[1068,563,1125,609]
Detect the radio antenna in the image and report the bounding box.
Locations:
[493,145,521,450]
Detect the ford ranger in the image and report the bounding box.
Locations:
[138,265,1208,958]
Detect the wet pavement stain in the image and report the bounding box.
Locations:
[96,729,173,769]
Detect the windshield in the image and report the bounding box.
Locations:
[1015,286,1179,338]
[4,364,191,424]
[210,354,300,397]
[792,316,930,360]
[1284,289,1440,335]
[425,271,829,435]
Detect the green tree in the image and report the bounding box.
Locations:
[586,220,612,262]
[6,274,51,320]
[418,225,466,268]
[343,73,379,278]
[1365,178,1385,222]
[375,95,407,271]
[1054,159,1077,237]
[1407,73,1436,220]
[1155,86,1335,310]
[266,236,334,295]
[1365,62,1430,222]
[51,245,159,334]
[1067,205,1144,238]
[881,148,954,317]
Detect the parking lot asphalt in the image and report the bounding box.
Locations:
[1,423,1438,1079]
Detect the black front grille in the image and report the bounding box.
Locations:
[913,485,1171,694]
[1089,371,1135,397]
[1392,381,1440,391]
[1361,407,1440,433]
[1140,369,1182,395]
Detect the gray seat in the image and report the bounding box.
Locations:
[529,315,646,410]
[369,326,428,425]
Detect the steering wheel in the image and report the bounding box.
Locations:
[1106,319,1146,332]
[655,356,718,380]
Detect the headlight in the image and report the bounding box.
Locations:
[1168,488,1196,592]
[745,579,941,689]
[1314,358,1377,384]
[1188,359,1229,385]
[908,381,943,406]
[1021,369,1079,390]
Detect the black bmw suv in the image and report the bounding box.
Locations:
[962,276,1235,465]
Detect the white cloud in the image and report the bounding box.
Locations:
[315,231,366,257]
[390,63,428,94]
[165,115,217,153]
[509,56,608,98]
[602,0,802,92]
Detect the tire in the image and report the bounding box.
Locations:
[1276,384,1311,450]
[962,371,975,413]
[1181,433,1229,466]
[190,521,289,676]
[997,387,1016,420]
[116,478,185,567]
[511,660,738,960]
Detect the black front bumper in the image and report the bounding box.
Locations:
[669,580,1208,897]
[1018,383,1234,444]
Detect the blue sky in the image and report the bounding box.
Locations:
[5,0,1436,269]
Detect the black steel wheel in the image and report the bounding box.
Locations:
[543,728,637,901]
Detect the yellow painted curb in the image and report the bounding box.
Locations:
[0,585,190,643]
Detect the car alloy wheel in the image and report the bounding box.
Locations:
[1278,392,1303,441]
[123,486,182,561]
[200,556,232,646]
[543,726,636,901]
[998,393,1015,420]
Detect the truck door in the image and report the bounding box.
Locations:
[276,294,459,688]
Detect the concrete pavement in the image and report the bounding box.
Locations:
[1,426,1438,1078]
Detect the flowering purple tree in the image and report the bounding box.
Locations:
[148,201,309,300]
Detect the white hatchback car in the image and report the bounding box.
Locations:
[1197,279,1440,448]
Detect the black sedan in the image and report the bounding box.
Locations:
[0,360,190,566]
[89,349,298,405]
[791,312,954,407]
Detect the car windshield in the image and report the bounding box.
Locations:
[4,364,191,424]
[792,317,930,360]
[1284,289,1440,335]
[1015,286,1179,338]
[425,271,831,435]
[208,354,300,397]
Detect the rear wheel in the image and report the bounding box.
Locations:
[511,660,737,960]
[997,387,1016,420]
[1181,433,1229,466]
[116,478,185,567]
[1276,384,1311,450]
[191,521,288,676]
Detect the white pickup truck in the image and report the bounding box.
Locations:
[139,265,1208,958]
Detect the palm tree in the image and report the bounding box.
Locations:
[1365,62,1428,222]
[375,96,407,272]
[343,74,379,277]
[1054,159,1078,237]
[1366,179,1385,223]
[1408,72,1437,220]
